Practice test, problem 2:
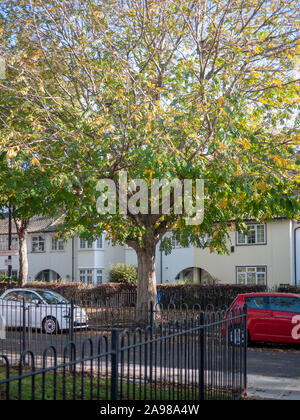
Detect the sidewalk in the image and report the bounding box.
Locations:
[247,374,300,400]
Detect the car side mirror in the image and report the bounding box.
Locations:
[32,299,40,306]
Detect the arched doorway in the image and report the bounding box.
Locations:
[175,267,214,284]
[35,269,61,283]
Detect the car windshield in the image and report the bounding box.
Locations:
[35,290,69,305]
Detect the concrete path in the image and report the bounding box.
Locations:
[247,374,300,400]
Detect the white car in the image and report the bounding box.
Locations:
[0,288,88,334]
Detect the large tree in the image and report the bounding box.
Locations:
[0,0,299,318]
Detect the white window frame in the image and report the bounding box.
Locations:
[0,236,18,251]
[171,236,182,249]
[79,269,93,284]
[96,236,103,249]
[236,224,266,245]
[96,269,103,284]
[79,239,93,249]
[51,237,65,251]
[236,266,267,286]
[32,235,45,252]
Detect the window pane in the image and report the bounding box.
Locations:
[247,273,256,285]
[247,227,256,244]
[245,297,269,310]
[257,274,266,285]
[237,233,246,244]
[237,273,246,285]
[269,297,300,313]
[257,225,265,243]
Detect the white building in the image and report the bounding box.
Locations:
[0,216,299,288]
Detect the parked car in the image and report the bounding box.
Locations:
[228,293,300,345]
[0,288,88,334]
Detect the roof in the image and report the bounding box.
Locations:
[0,215,64,235]
[237,292,300,299]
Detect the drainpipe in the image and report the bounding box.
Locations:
[295,226,300,286]
[160,248,163,284]
[72,237,75,282]
[7,206,12,289]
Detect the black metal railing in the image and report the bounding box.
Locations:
[0,298,224,363]
[0,307,247,400]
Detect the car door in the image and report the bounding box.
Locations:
[21,291,44,329]
[1,291,24,327]
[244,296,273,341]
[268,296,300,343]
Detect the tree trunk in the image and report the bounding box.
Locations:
[18,229,28,287]
[135,242,158,325]
[13,215,29,287]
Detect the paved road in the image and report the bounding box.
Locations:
[247,342,300,379]
[2,330,300,379]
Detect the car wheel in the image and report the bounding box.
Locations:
[42,317,60,335]
[229,327,246,346]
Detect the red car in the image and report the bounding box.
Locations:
[228,293,300,344]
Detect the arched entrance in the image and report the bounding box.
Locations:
[35,269,61,283]
[175,267,214,284]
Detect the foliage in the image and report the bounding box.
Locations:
[0,0,299,309]
[109,264,138,285]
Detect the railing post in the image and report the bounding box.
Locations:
[199,312,205,401]
[22,299,26,353]
[69,299,74,343]
[243,305,248,393]
[111,329,119,400]
[149,301,154,329]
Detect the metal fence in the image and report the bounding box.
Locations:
[0,307,247,400]
[0,298,225,363]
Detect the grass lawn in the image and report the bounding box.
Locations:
[0,366,235,400]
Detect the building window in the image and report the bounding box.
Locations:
[171,236,182,249]
[52,237,64,251]
[0,270,18,278]
[237,224,266,245]
[196,234,213,248]
[32,235,45,252]
[0,236,18,250]
[237,266,267,285]
[80,239,93,249]
[96,236,103,249]
[96,269,103,284]
[79,269,93,284]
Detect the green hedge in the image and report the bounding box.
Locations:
[0,281,268,308]
[277,285,300,294]
[156,284,267,308]
[109,264,137,284]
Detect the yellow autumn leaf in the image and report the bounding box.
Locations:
[242,138,251,150]
[257,181,266,192]
[272,155,287,167]
[6,148,19,160]
[31,157,41,166]
[217,96,224,107]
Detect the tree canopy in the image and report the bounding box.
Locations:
[0,0,299,314]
